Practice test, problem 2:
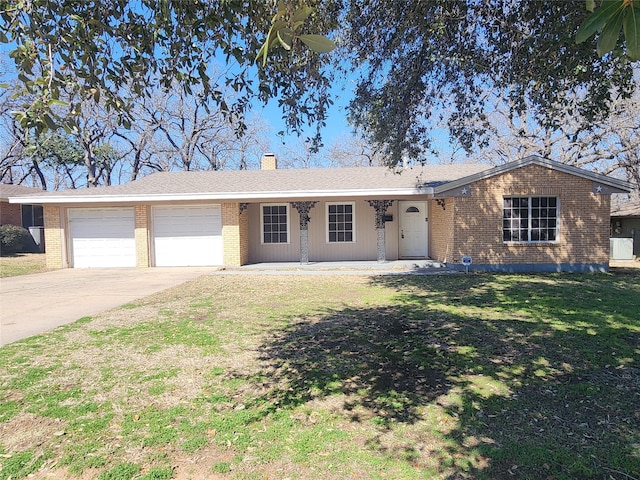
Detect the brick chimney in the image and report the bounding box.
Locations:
[261,153,277,170]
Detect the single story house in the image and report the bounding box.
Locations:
[8,154,632,272]
[1,183,46,252]
[610,198,640,260]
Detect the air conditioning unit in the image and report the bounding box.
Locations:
[610,238,633,260]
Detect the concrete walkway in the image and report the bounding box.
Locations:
[215,260,455,275]
[0,267,213,346]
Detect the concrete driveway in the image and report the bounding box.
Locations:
[0,267,213,346]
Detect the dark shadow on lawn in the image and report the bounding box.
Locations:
[236,272,640,479]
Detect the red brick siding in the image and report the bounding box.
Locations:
[0,201,22,226]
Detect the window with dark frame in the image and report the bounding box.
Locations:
[327,203,354,242]
[262,204,289,244]
[21,204,44,227]
[503,196,558,242]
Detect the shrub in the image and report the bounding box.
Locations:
[0,224,31,255]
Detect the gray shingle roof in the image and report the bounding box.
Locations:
[6,164,491,203]
[0,184,45,201]
[611,199,640,217]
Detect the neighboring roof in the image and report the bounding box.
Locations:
[433,155,633,196]
[7,164,491,204]
[0,183,45,202]
[611,199,640,218]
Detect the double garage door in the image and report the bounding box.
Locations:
[68,206,223,268]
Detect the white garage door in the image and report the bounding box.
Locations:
[153,205,223,266]
[69,208,136,268]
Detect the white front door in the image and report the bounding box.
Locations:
[399,201,428,258]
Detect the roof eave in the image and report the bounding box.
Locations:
[8,187,434,205]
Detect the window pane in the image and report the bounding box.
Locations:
[263,204,288,243]
[34,206,43,226]
[328,204,354,242]
[21,205,32,227]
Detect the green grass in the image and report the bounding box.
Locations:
[0,272,638,479]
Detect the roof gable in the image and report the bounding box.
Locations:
[433,155,632,196]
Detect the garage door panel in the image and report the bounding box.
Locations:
[69,208,136,268]
[153,205,223,266]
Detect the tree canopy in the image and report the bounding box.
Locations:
[0,0,638,169]
[341,0,638,164]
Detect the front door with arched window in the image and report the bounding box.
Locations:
[399,201,428,258]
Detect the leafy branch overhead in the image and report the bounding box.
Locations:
[256,2,336,66]
[577,0,640,59]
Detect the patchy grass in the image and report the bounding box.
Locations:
[0,253,49,277]
[0,272,638,479]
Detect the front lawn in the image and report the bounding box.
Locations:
[0,253,49,277]
[0,271,638,479]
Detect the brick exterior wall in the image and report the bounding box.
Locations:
[239,206,249,265]
[429,198,455,262]
[0,201,22,226]
[222,203,246,266]
[43,206,64,268]
[134,205,150,267]
[447,164,610,269]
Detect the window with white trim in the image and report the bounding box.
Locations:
[262,203,289,244]
[503,196,558,242]
[327,202,355,242]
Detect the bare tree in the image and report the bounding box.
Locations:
[326,134,387,167]
[447,80,640,194]
[275,136,327,169]
[120,82,271,175]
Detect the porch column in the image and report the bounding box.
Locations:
[291,201,318,264]
[367,200,394,262]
